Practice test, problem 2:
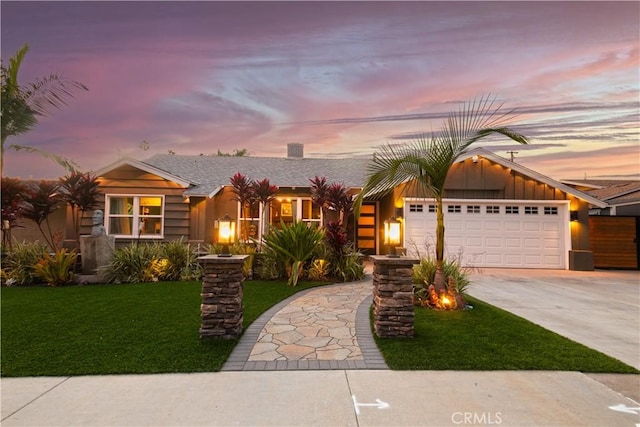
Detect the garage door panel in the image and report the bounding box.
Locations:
[524,222,541,232]
[467,221,483,231]
[544,238,560,249]
[505,238,522,248]
[504,221,521,231]
[544,222,560,232]
[485,237,502,248]
[405,199,567,269]
[484,221,501,231]
[524,238,541,248]
[448,220,464,231]
[466,237,483,248]
[505,254,524,265]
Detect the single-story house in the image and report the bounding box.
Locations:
[12,143,607,270]
[560,179,640,216]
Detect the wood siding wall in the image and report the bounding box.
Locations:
[589,216,639,269]
[92,165,190,246]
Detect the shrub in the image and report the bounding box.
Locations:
[161,238,202,281]
[253,252,279,280]
[323,221,364,282]
[1,240,48,286]
[33,249,77,286]
[103,243,164,283]
[104,240,205,284]
[230,242,256,279]
[412,246,477,295]
[307,258,331,281]
[335,250,365,282]
[262,221,325,286]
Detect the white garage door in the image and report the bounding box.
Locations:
[404,199,570,269]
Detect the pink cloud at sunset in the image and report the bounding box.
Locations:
[1,1,638,180]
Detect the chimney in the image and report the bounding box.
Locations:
[287,143,304,158]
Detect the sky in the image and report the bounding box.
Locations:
[1,1,639,181]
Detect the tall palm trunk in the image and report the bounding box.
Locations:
[434,195,446,291]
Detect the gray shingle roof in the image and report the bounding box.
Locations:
[143,154,372,196]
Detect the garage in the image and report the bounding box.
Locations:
[404,198,571,269]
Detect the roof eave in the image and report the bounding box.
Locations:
[94,157,194,188]
[458,148,608,208]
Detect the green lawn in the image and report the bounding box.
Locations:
[374,296,638,373]
[1,280,324,377]
[3,284,637,377]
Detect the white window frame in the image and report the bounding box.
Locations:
[237,197,322,241]
[237,201,263,242]
[105,194,165,239]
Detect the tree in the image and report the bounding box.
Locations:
[216,148,250,157]
[1,43,87,177]
[59,172,100,249]
[252,178,278,239]
[310,176,330,226]
[22,180,63,251]
[310,177,354,229]
[355,96,528,291]
[326,183,354,228]
[0,177,27,250]
[230,172,256,241]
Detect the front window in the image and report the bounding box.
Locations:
[238,201,260,241]
[106,195,164,238]
[300,199,321,227]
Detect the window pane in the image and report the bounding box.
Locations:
[139,217,161,235]
[241,202,259,219]
[109,217,132,234]
[110,197,133,215]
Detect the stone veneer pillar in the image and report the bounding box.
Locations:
[198,255,247,339]
[370,255,419,338]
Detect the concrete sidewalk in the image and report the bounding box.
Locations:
[2,370,639,426]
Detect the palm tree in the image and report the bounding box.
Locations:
[1,43,87,177]
[356,96,529,291]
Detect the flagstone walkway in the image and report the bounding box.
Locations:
[222,276,388,371]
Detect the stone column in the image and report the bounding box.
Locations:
[198,255,248,339]
[370,255,419,338]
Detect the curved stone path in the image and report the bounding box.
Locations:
[222,276,388,371]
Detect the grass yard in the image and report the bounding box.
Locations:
[1,280,324,377]
[374,296,639,373]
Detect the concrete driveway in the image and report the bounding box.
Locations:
[467,268,640,370]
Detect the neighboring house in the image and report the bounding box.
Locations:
[11,144,607,270]
[560,179,640,216]
[562,179,640,270]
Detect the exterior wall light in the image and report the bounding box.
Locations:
[570,210,579,222]
[217,214,236,256]
[384,216,401,257]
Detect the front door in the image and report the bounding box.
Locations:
[356,202,377,255]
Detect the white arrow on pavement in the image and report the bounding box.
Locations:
[608,404,640,415]
[352,395,390,415]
